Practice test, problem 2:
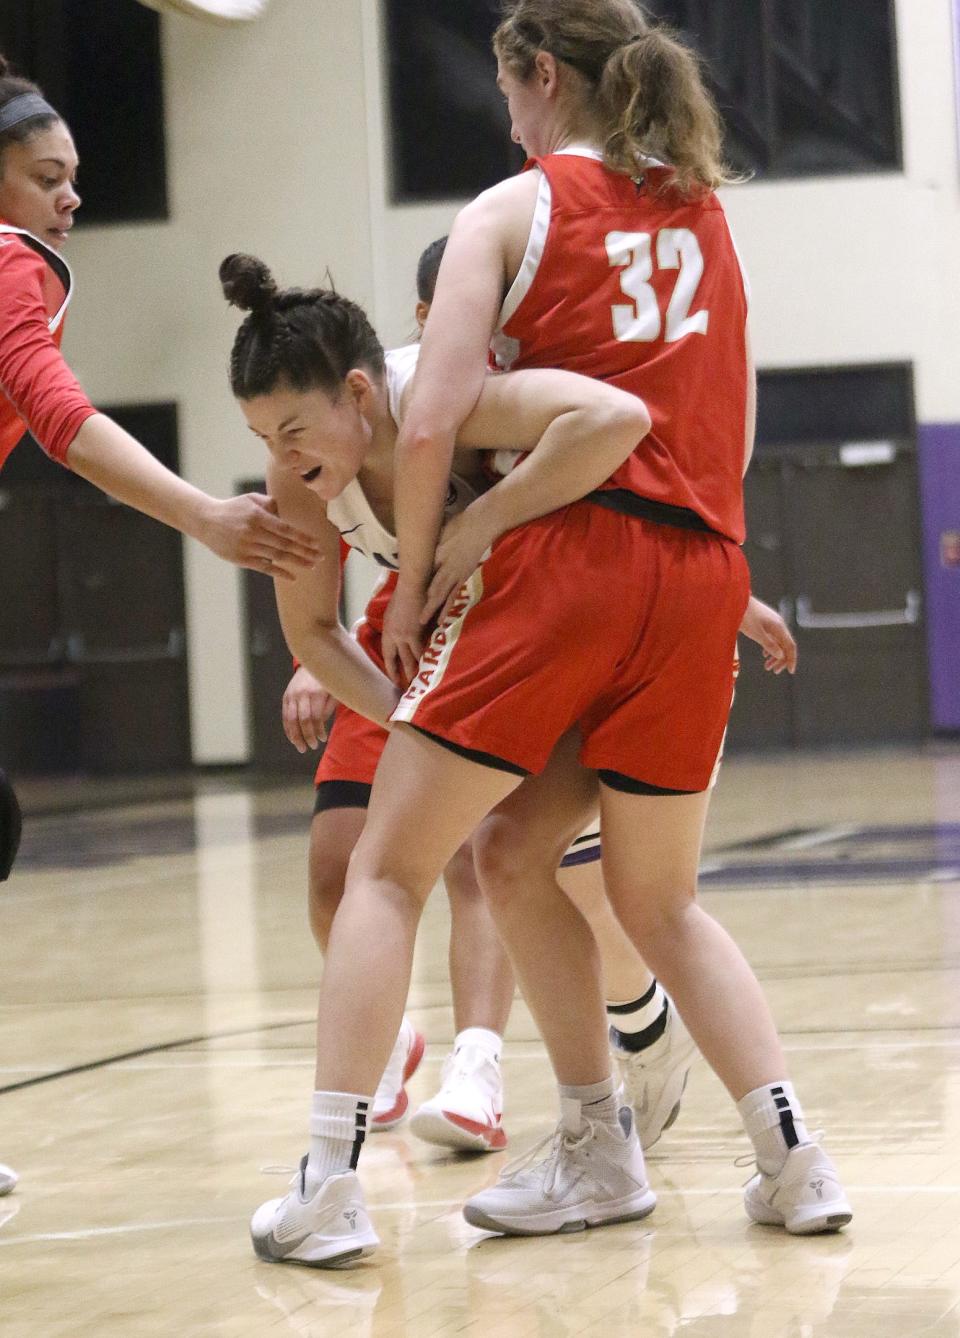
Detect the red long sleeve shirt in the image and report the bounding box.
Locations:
[0,224,98,471]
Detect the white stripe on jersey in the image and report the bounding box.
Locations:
[493,169,552,365]
[0,224,73,332]
[392,568,484,722]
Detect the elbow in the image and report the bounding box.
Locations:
[400,423,457,459]
[602,396,651,453]
[627,396,652,445]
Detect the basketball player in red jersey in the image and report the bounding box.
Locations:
[0,56,321,569]
[0,56,319,1197]
[251,4,848,1266]
[393,2,849,1237]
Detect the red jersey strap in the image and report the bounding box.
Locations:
[0,225,73,332]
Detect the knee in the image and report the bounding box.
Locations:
[607,880,698,949]
[443,841,480,905]
[473,817,560,911]
[307,847,350,950]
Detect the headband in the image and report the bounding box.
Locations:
[0,93,58,136]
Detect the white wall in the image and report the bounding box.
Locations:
[61,0,960,762]
[365,0,960,417]
[63,0,375,762]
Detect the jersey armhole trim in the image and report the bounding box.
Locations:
[497,169,552,331]
[0,224,73,331]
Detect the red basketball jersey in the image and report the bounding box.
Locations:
[494,150,749,543]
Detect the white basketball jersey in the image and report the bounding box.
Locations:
[326,345,478,571]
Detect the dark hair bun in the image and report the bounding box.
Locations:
[219,253,278,314]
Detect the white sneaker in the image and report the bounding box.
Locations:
[0,1164,17,1196]
[251,1158,380,1266]
[744,1142,853,1235]
[612,1004,696,1150]
[409,1041,508,1153]
[463,1102,656,1236]
[370,1017,425,1130]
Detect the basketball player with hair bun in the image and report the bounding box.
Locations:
[278,233,799,1163]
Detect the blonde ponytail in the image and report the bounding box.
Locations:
[494,2,740,198]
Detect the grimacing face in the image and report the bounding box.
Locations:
[0,121,80,250]
[241,374,375,503]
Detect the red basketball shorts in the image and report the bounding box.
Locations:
[392,500,750,793]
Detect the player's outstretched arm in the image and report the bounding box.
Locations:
[66,414,322,578]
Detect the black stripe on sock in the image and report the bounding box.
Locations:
[778,1108,800,1150]
[770,1087,800,1149]
[350,1101,369,1170]
[606,980,658,1016]
[610,1003,669,1053]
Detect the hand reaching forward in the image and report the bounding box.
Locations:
[199,493,321,579]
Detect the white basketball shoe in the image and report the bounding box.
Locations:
[463,1100,656,1236]
[370,1017,425,1130]
[410,1037,508,1152]
[251,1157,379,1266]
[744,1142,853,1234]
[611,1004,696,1149]
[0,1163,17,1196]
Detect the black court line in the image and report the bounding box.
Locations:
[0,1018,313,1097]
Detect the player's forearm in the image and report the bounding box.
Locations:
[286,622,400,728]
[393,426,458,590]
[66,414,215,541]
[477,401,650,539]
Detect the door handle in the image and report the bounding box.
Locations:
[65,628,186,663]
[795,590,921,630]
[0,635,65,667]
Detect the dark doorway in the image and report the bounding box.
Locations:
[0,404,191,775]
[729,364,927,750]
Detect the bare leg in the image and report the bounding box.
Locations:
[598,784,786,1101]
[313,726,520,1095]
[558,858,655,1004]
[473,731,608,1088]
[306,807,367,951]
[444,842,515,1036]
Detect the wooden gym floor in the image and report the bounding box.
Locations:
[2,745,960,1337]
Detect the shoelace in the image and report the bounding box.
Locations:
[497,1118,596,1198]
[439,1046,495,1091]
[733,1129,825,1183]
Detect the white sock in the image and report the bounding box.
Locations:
[607,980,669,1052]
[453,1027,501,1061]
[737,1081,810,1175]
[559,1075,622,1135]
[307,1089,373,1183]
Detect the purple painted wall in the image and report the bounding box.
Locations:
[918,424,960,729]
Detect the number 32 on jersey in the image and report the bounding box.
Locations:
[605,228,709,344]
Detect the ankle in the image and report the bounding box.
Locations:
[308,1089,373,1181]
